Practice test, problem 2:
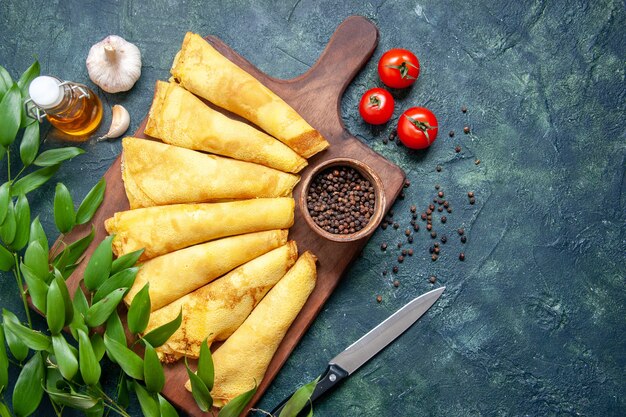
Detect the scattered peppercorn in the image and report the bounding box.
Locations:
[393,266,399,273]
[381,222,388,230]
[449,130,455,137]
[461,106,467,113]
[408,249,414,256]
[468,191,474,198]
[412,213,418,220]
[429,275,437,283]
[398,255,404,263]
[431,231,437,239]
[475,159,481,165]
[429,246,434,254]
[441,216,447,223]
[437,206,443,212]
[427,214,432,220]
[399,191,405,199]
[443,201,450,208]
[382,270,387,276]
[383,138,388,144]
[434,247,440,254]
[404,180,411,188]
[397,242,402,249]
[458,228,465,236]
[410,205,417,213]
[393,280,400,287]
[463,126,470,134]
[434,242,440,248]
[376,295,383,303]
[381,243,387,250]
[393,222,399,229]
[407,235,414,243]
[447,207,453,213]
[440,235,447,244]
[435,184,440,190]
[437,199,444,205]
[401,249,407,256]
[461,236,467,244]
[459,252,465,261]
[307,166,375,235]
[438,191,444,198]
[427,224,432,231]
[455,146,461,153]
[421,213,427,220]
[405,228,411,236]
[433,198,438,204]
[413,224,419,232]
[429,204,435,211]
[431,254,438,261]
[436,165,442,172]
[469,197,476,205]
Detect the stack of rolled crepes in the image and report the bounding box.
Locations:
[104,32,328,408]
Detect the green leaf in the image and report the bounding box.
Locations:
[197,338,214,390]
[92,267,137,303]
[19,122,39,167]
[117,374,130,408]
[3,318,28,361]
[143,343,165,393]
[68,305,88,342]
[0,83,21,147]
[133,381,160,417]
[0,401,10,417]
[0,245,13,271]
[111,249,143,274]
[142,308,182,348]
[90,333,105,361]
[3,309,51,351]
[20,263,48,312]
[24,240,48,281]
[53,270,74,325]
[46,278,65,334]
[78,329,100,385]
[127,283,151,334]
[84,287,126,327]
[217,383,257,417]
[44,387,100,410]
[185,358,212,412]
[0,182,10,225]
[0,202,16,244]
[105,310,126,347]
[278,378,318,417]
[73,286,89,316]
[0,65,12,98]
[0,326,8,393]
[53,183,75,234]
[83,235,113,291]
[11,194,30,251]
[103,333,144,380]
[34,147,85,167]
[85,402,105,417]
[17,61,39,98]
[12,351,44,417]
[11,164,60,196]
[52,226,94,272]
[75,178,105,225]
[158,394,180,417]
[52,334,78,380]
[29,216,48,253]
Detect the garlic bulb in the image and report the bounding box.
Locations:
[86,35,141,93]
[98,105,130,141]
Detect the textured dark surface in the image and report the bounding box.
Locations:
[1,1,625,416]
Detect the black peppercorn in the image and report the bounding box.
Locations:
[393,223,399,229]
[458,228,465,235]
[461,236,467,243]
[431,231,437,239]
[436,165,442,172]
[449,130,455,137]
[429,275,437,283]
[469,197,476,205]
[441,216,447,223]
[441,235,447,244]
[455,146,461,153]
[393,280,400,287]
[376,295,383,303]
[398,255,404,263]
[468,191,474,198]
[381,243,387,250]
[431,254,438,261]
[463,126,470,134]
[405,228,411,236]
[393,266,399,273]
[459,252,465,261]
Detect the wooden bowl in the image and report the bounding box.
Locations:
[299,158,386,242]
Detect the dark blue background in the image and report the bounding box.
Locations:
[1,1,624,416]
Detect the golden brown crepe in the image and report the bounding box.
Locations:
[123,230,287,311]
[171,32,329,158]
[105,197,294,261]
[144,81,307,173]
[146,242,299,363]
[187,251,317,407]
[121,137,299,209]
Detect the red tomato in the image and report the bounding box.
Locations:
[378,49,420,89]
[358,88,395,125]
[397,107,438,149]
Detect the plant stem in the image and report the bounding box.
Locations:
[50,399,64,417]
[12,165,26,182]
[94,386,131,417]
[6,148,10,182]
[13,254,32,328]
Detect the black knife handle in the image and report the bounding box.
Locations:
[270,364,349,416]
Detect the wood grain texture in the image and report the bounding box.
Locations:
[58,16,405,416]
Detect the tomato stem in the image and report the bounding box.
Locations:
[368,95,381,107]
[385,61,418,79]
[405,115,435,142]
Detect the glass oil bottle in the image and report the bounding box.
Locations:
[26,76,103,140]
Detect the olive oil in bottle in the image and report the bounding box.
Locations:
[27,76,103,140]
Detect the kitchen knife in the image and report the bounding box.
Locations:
[270,286,445,416]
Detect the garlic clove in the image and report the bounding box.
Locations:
[98,104,130,141]
[86,35,142,93]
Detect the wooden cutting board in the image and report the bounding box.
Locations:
[60,15,405,416]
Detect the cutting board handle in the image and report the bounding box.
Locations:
[290,16,379,106]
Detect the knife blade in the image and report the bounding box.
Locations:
[270,286,445,416]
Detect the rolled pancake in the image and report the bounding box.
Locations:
[121,137,300,209]
[105,198,294,260]
[124,230,288,311]
[145,81,307,173]
[188,251,317,407]
[146,242,299,363]
[171,32,329,158]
